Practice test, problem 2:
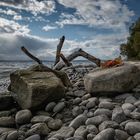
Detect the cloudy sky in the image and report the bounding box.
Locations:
[0,0,139,61]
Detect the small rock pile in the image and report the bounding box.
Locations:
[0,65,140,140]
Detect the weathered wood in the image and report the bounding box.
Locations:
[78,49,101,66]
[21,46,42,65]
[54,36,65,66]
[54,48,101,70]
[60,53,72,67]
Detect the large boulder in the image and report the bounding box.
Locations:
[84,61,140,94]
[9,65,66,109]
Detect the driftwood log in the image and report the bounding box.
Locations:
[54,48,101,70]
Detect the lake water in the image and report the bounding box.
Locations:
[0,60,93,93]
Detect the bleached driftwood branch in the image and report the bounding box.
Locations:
[54,48,101,70]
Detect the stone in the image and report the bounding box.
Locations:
[69,114,87,129]
[130,112,140,119]
[84,62,140,94]
[74,90,86,97]
[134,101,140,107]
[134,133,140,140]
[48,138,58,140]
[17,130,26,140]
[99,102,114,110]
[94,109,112,118]
[72,106,83,117]
[9,66,66,109]
[93,128,115,140]
[87,111,94,118]
[86,100,96,109]
[0,127,16,135]
[86,115,109,126]
[19,124,32,132]
[47,119,62,130]
[99,97,112,102]
[15,109,32,124]
[0,116,15,127]
[0,132,8,140]
[53,126,75,139]
[125,96,137,104]
[115,129,129,140]
[82,94,91,100]
[79,100,88,106]
[53,102,65,113]
[74,125,88,138]
[25,134,41,140]
[0,111,11,117]
[26,123,49,136]
[115,93,132,100]
[45,102,56,112]
[66,136,84,140]
[7,131,18,140]
[86,125,98,135]
[35,111,50,116]
[73,98,82,105]
[0,92,15,110]
[125,122,140,135]
[88,97,98,104]
[112,107,126,123]
[99,121,119,131]
[31,115,51,124]
[122,103,135,112]
[120,120,133,129]
[87,133,95,140]
[127,136,135,140]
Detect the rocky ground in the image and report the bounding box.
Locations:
[0,65,140,140]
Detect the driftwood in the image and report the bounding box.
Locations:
[60,53,72,67]
[54,36,65,66]
[54,48,101,70]
[21,36,101,84]
[21,46,71,87]
[21,46,43,65]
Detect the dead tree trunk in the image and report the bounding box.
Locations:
[54,36,65,66]
[54,48,101,70]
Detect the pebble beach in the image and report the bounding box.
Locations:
[0,64,140,140]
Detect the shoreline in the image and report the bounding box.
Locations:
[0,64,140,139]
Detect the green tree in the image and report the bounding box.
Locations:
[120,18,140,60]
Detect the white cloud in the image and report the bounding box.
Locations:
[43,25,57,31]
[0,17,30,34]
[0,33,58,60]
[0,8,17,16]
[57,0,134,29]
[13,15,22,20]
[0,0,56,16]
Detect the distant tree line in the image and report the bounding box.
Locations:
[120,17,140,60]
